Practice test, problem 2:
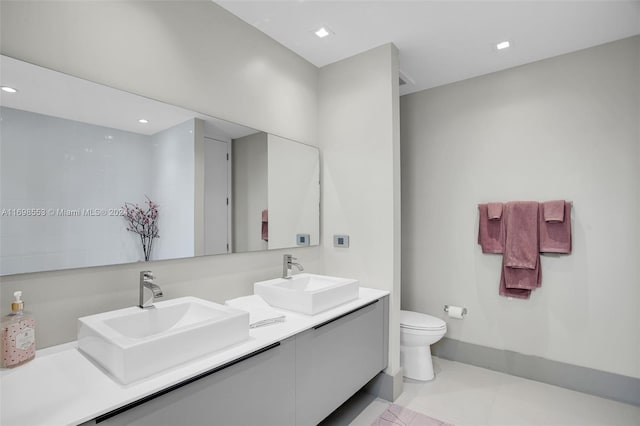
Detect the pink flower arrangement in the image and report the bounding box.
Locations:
[123,196,159,261]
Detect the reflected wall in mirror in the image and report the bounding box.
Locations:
[0,56,320,275]
[232,133,320,252]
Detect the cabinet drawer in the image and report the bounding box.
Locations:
[91,338,295,426]
[295,299,385,425]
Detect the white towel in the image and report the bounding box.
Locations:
[225,295,285,328]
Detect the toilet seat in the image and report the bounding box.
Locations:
[400,310,446,331]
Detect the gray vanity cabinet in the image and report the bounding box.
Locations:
[295,299,387,426]
[89,338,296,426]
[81,297,389,426]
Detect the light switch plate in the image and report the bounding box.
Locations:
[296,234,310,246]
[333,235,349,248]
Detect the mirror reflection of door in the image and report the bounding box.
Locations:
[204,137,231,255]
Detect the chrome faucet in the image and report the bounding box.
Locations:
[139,270,163,308]
[282,254,304,279]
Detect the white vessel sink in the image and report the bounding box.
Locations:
[254,273,359,315]
[77,296,249,384]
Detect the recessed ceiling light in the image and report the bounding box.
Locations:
[496,41,511,50]
[315,27,331,38]
[1,86,18,93]
[138,119,149,124]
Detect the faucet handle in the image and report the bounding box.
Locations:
[142,271,154,279]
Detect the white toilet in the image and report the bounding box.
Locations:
[400,310,447,381]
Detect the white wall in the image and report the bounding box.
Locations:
[0,1,321,349]
[0,110,204,271]
[267,134,320,249]
[0,1,317,145]
[319,44,402,392]
[0,107,151,274]
[150,119,196,261]
[400,36,640,378]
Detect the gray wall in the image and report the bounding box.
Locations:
[0,0,321,349]
[400,36,640,379]
[318,44,403,396]
[232,132,268,253]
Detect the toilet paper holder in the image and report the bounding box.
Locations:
[443,305,468,316]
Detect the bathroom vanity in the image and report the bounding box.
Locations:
[0,288,388,426]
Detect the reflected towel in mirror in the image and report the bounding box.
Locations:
[262,209,269,242]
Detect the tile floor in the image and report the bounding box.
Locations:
[321,357,640,426]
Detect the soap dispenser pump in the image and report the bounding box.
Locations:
[1,291,36,368]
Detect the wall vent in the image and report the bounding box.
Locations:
[399,70,414,87]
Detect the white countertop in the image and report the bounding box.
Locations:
[0,288,388,426]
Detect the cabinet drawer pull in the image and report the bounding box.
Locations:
[313,299,378,330]
[95,342,281,423]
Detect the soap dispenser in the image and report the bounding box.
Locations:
[1,291,36,368]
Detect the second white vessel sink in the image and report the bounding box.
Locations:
[254,273,359,315]
[77,296,249,384]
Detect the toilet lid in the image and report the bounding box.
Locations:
[400,310,446,331]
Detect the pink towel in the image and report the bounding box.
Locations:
[543,200,565,222]
[261,209,268,242]
[499,262,531,299]
[502,201,541,292]
[487,203,503,220]
[503,256,541,289]
[539,202,571,253]
[499,262,532,299]
[503,202,539,269]
[478,204,504,254]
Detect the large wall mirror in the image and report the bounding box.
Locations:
[0,55,320,276]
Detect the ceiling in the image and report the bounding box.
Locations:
[216,1,640,96]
